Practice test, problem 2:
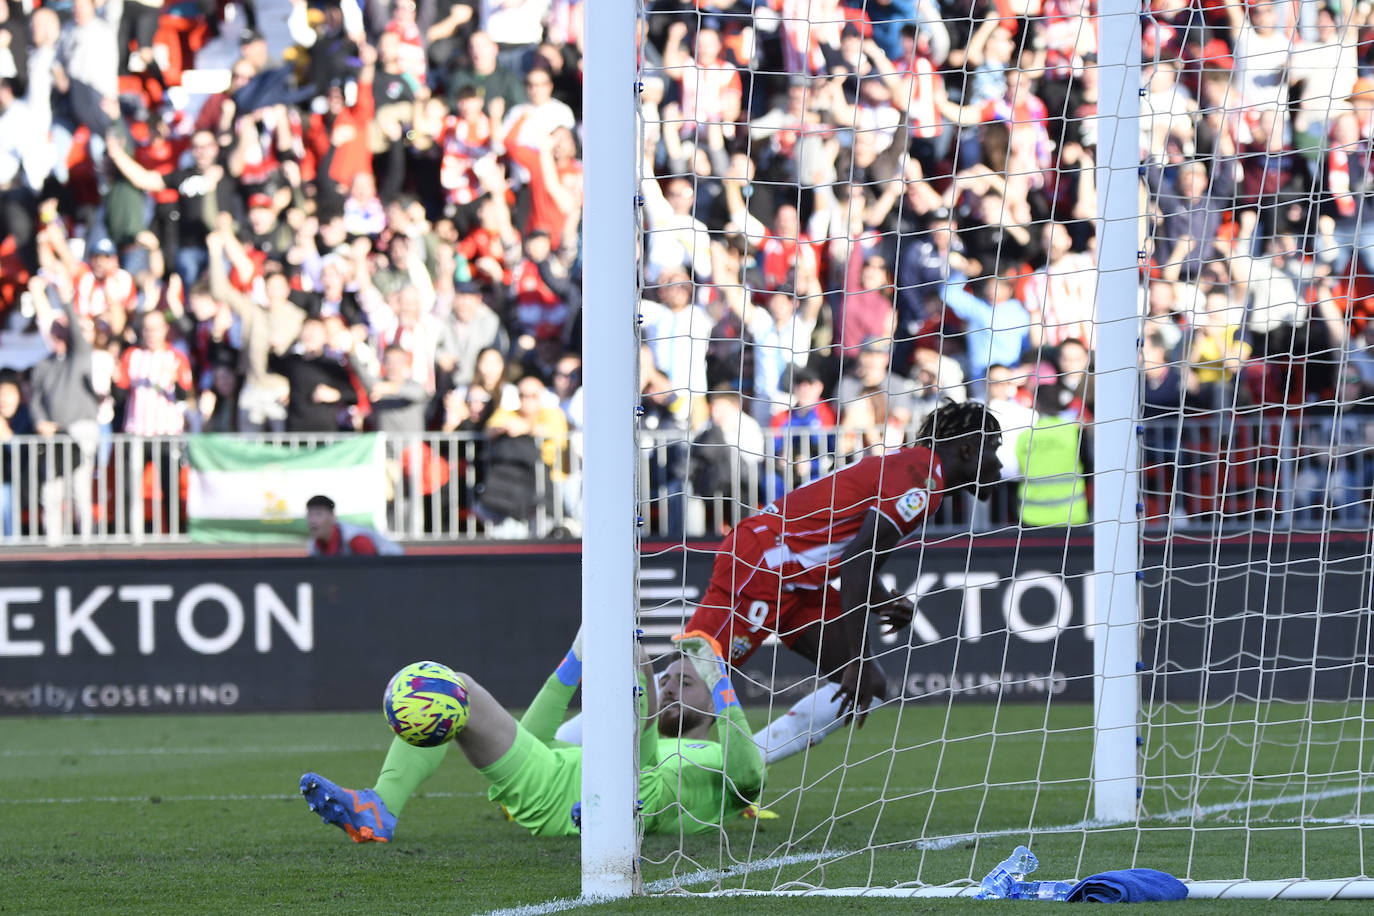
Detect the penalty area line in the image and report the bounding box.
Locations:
[473,850,851,916]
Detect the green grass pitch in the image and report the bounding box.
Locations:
[2,705,1372,915]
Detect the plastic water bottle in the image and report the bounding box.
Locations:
[976,845,1039,899]
[1011,880,1075,901]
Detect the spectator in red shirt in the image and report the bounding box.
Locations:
[439,86,494,208]
[114,309,193,437]
[305,44,378,198]
[509,230,576,350]
[306,494,404,555]
[661,23,743,139]
[382,0,426,86]
[757,204,818,291]
[71,238,138,335]
[460,184,521,289]
[504,120,582,250]
[113,309,194,533]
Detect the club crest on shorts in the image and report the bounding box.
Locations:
[731,635,753,661]
[895,487,929,522]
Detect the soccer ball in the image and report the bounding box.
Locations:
[383,661,470,747]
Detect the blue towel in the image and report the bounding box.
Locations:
[1067,868,1188,903]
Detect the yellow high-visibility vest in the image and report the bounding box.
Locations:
[1015,416,1088,527]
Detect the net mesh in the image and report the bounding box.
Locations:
[625,0,1374,895]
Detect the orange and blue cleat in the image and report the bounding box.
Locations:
[300,772,396,843]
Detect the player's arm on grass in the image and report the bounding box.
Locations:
[833,508,913,723]
[676,635,765,801]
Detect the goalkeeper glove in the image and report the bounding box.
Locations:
[554,627,584,686]
[673,630,739,714]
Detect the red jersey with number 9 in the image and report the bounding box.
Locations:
[743,446,944,592]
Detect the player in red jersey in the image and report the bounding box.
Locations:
[690,399,1004,763]
[554,401,1002,767]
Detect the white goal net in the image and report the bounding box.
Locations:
[584,0,1374,900]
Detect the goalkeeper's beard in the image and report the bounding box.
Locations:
[658,701,713,738]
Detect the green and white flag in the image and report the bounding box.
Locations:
[187,435,388,543]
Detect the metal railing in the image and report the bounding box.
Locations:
[1,410,1371,546]
[0,431,582,545]
[1138,407,1374,531]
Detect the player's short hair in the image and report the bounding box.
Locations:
[306,494,336,512]
[916,399,1000,446]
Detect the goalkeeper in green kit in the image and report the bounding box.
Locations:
[299,631,764,840]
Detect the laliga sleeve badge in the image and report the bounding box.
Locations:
[895,487,929,522]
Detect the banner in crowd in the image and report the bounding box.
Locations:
[186,435,387,543]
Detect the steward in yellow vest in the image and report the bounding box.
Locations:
[1015,382,1089,527]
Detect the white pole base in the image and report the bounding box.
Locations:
[1184,880,1374,900]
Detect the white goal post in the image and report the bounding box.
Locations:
[1090,0,1143,825]
[579,0,641,898]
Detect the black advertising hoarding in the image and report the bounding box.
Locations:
[0,549,587,715]
[0,535,1369,715]
[1138,534,1374,704]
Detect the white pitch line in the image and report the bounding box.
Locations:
[473,850,852,916]
[1163,783,1373,822]
[642,849,856,893]
[0,782,1013,804]
[2,790,486,805]
[1306,816,1374,826]
[0,744,389,758]
[479,784,1374,914]
[914,782,1374,851]
[0,731,1055,759]
[12,793,306,805]
[470,895,607,916]
[12,764,1374,907]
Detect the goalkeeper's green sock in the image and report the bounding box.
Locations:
[520,673,579,744]
[373,738,450,816]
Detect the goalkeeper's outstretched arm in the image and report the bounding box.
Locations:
[717,689,765,803]
[637,642,662,770]
[677,634,765,802]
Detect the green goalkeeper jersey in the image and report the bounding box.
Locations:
[486,671,765,837]
[639,706,765,835]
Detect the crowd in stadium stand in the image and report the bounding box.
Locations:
[0,0,1372,540]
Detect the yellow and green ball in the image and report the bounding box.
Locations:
[383,661,470,747]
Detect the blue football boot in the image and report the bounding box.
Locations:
[300,772,396,843]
